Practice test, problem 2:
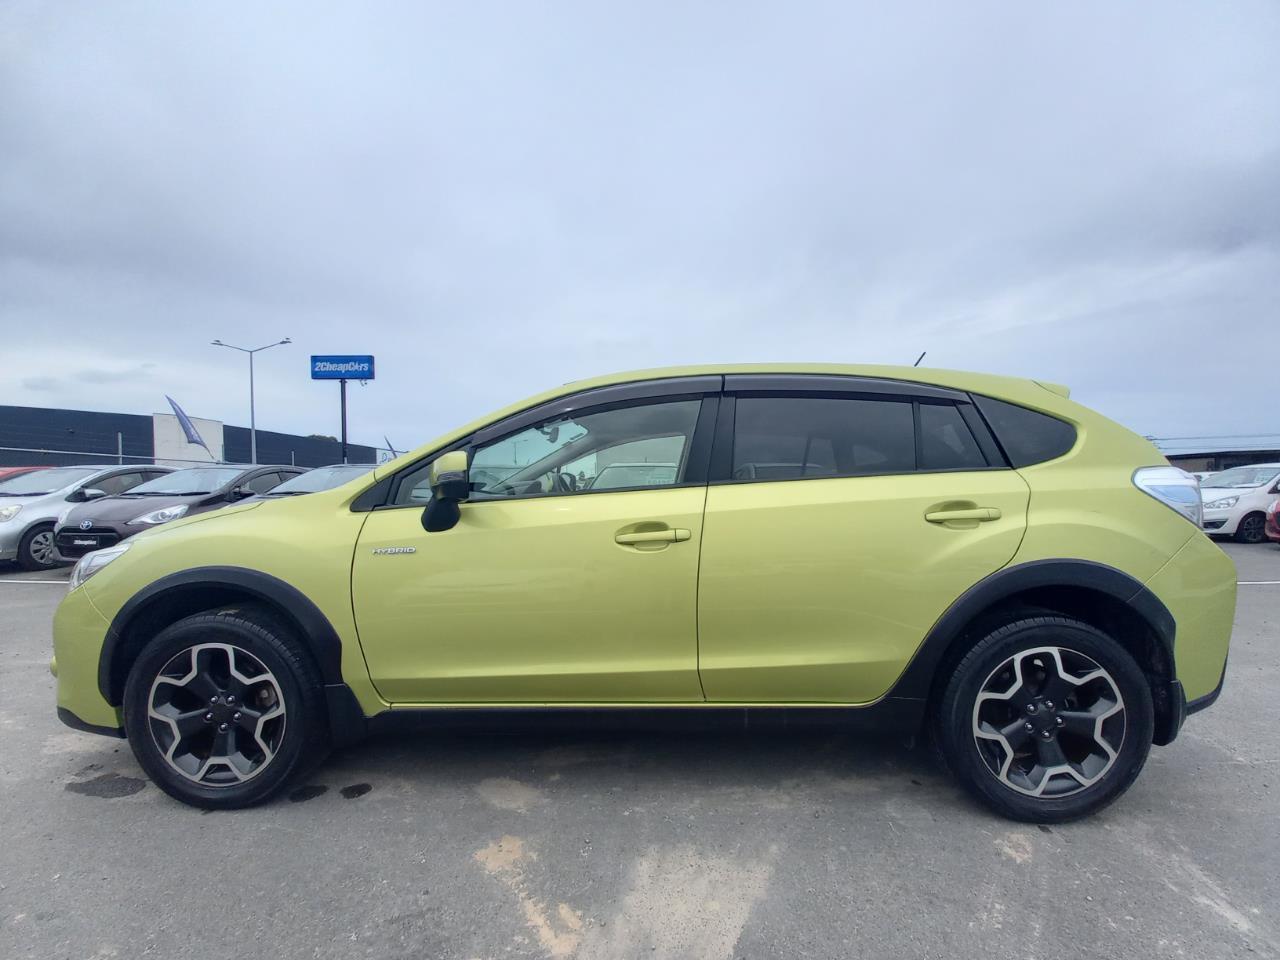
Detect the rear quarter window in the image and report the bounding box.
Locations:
[973,395,1077,467]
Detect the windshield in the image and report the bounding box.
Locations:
[269,465,374,494]
[0,466,98,496]
[1201,466,1280,489]
[128,467,244,496]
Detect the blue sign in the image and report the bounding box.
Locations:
[311,355,375,380]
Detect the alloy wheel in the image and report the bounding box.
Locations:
[28,530,57,567]
[147,643,287,786]
[972,646,1125,798]
[1240,514,1265,544]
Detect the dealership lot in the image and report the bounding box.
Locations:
[1,544,1276,960]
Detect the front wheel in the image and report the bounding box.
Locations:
[935,617,1153,822]
[17,524,59,571]
[123,606,329,809]
[1235,512,1267,544]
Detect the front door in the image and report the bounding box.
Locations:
[352,394,713,703]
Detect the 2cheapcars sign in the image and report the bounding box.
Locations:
[310,355,375,380]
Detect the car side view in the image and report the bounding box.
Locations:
[50,365,1235,821]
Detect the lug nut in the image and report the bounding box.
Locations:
[1041,730,1053,739]
[1045,700,1055,711]
[227,695,236,705]
[233,712,241,721]
[1056,716,1065,727]
[1026,703,1038,714]
[1024,721,1034,732]
[210,696,219,704]
[218,722,228,732]
[204,712,214,722]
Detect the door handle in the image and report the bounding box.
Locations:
[615,528,691,545]
[925,507,1002,523]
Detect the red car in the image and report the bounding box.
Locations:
[1266,499,1279,544]
[0,466,48,482]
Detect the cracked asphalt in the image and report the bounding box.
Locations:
[1,542,1276,959]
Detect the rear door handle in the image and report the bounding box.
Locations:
[615,528,691,545]
[925,507,1002,523]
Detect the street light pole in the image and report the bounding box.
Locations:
[211,338,292,464]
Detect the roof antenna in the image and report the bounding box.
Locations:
[913,351,927,367]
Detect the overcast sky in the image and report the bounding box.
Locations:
[2,2,1277,453]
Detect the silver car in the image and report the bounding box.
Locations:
[0,464,174,570]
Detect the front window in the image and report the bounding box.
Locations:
[0,467,99,496]
[1202,466,1280,489]
[128,467,244,496]
[468,399,703,499]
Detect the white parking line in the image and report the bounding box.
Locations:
[0,579,66,585]
[1238,581,1280,585]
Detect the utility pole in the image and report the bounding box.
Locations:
[211,338,292,463]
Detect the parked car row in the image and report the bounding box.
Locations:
[0,462,375,570]
[1197,463,1280,544]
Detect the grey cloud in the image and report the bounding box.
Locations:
[1,1,1277,447]
[21,376,60,392]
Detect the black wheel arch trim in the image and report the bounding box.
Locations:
[99,565,345,705]
[887,558,1176,703]
[57,705,126,739]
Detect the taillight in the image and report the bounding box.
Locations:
[1133,467,1202,528]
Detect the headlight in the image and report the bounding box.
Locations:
[68,544,130,591]
[128,504,189,526]
[0,504,22,523]
[1203,496,1239,510]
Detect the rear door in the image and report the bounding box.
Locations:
[697,376,1030,704]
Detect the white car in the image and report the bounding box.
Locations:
[1199,463,1280,543]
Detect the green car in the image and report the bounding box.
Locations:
[51,365,1233,820]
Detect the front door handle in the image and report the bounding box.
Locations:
[615,528,691,545]
[925,507,1002,523]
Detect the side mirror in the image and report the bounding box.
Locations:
[227,486,248,502]
[82,488,108,501]
[422,450,469,532]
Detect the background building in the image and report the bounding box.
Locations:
[1154,436,1280,473]
[0,404,382,468]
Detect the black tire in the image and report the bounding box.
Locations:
[1235,512,1267,544]
[17,524,59,571]
[123,605,329,809]
[934,616,1153,823]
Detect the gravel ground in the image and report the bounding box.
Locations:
[1,541,1276,959]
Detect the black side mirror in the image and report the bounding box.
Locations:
[227,486,247,502]
[421,451,469,533]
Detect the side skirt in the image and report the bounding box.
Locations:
[330,694,927,744]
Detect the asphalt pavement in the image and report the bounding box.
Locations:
[1,542,1276,959]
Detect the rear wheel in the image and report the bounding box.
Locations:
[123,606,329,809]
[1235,512,1267,544]
[17,524,59,571]
[935,617,1153,822]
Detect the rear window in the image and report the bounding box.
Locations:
[973,396,1076,467]
[732,396,916,481]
